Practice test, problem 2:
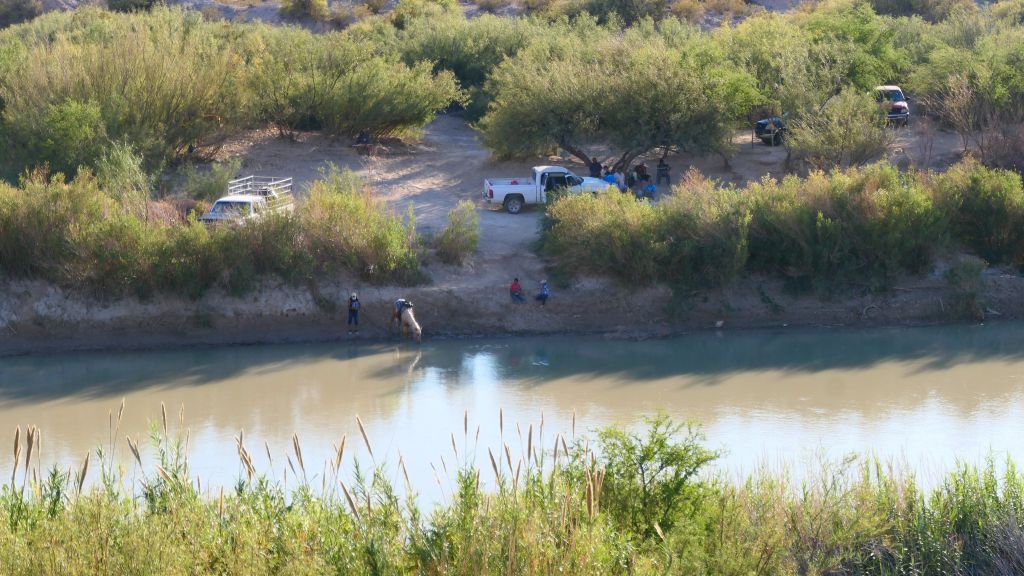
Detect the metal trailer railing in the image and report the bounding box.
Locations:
[227,176,294,212]
[228,176,293,197]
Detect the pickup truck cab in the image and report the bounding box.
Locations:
[875,85,910,126]
[199,176,294,225]
[483,165,613,214]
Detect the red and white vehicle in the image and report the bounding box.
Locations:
[875,85,910,126]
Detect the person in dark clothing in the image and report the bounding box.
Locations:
[347,292,360,334]
[589,157,602,178]
[656,159,671,185]
[635,162,650,187]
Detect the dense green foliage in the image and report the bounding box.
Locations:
[787,88,893,169]
[279,0,329,20]
[2,0,1024,180]
[0,0,40,28]
[5,414,1024,574]
[544,162,1024,292]
[0,8,462,179]
[480,19,762,167]
[0,168,421,299]
[107,0,160,12]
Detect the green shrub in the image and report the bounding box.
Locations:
[787,88,893,171]
[943,255,986,319]
[0,0,41,28]
[0,171,110,281]
[598,414,719,540]
[331,2,373,27]
[178,159,241,202]
[79,215,157,298]
[38,99,108,178]
[248,28,461,139]
[869,0,975,22]
[480,24,760,168]
[0,166,422,298]
[319,59,462,139]
[542,181,749,289]
[95,142,151,219]
[391,0,456,28]
[434,200,479,265]
[0,8,250,174]
[746,163,945,292]
[935,161,1024,265]
[584,0,667,24]
[108,0,160,11]
[300,167,421,283]
[279,0,329,20]
[544,163,950,294]
[396,13,545,120]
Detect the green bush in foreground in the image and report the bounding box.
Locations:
[434,200,480,265]
[4,414,1024,574]
[542,162,1024,293]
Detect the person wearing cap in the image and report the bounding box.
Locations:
[347,292,360,334]
[535,280,550,306]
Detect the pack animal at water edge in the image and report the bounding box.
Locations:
[391,299,422,343]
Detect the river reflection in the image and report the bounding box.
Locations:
[2,323,1024,496]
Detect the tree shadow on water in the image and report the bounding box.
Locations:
[3,323,1024,404]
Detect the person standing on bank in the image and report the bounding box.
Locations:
[347,292,360,334]
[657,158,671,186]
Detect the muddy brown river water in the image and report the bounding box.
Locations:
[3,324,1024,497]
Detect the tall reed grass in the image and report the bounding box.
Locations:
[3,407,1024,575]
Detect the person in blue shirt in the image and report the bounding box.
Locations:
[535,280,550,306]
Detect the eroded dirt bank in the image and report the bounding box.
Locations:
[4,267,1023,356]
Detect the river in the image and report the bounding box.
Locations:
[2,323,1024,498]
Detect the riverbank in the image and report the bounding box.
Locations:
[4,260,1023,356]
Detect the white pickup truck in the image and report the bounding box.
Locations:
[199,176,295,225]
[483,165,613,214]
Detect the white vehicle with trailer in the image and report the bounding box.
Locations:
[483,165,613,214]
[199,176,295,225]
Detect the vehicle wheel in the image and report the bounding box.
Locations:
[759,137,772,145]
[773,132,784,146]
[504,196,524,214]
